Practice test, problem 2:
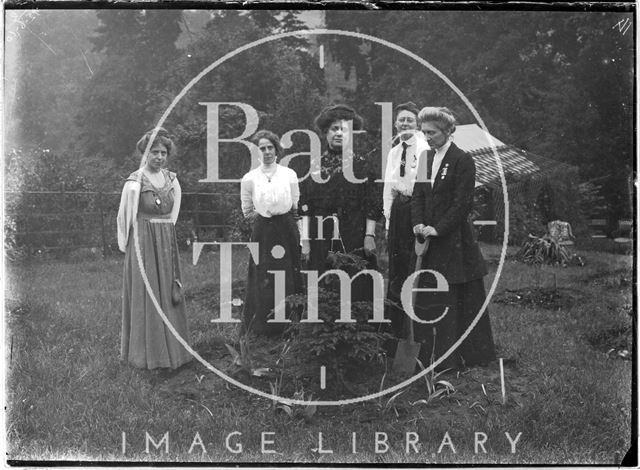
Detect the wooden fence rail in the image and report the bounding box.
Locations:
[5,190,241,256]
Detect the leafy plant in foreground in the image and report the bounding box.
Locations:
[284,251,392,392]
[285,288,391,388]
[516,234,573,266]
[412,357,456,406]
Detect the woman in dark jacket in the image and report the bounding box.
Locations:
[410,107,496,370]
[299,104,383,302]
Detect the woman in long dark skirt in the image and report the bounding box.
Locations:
[410,107,496,370]
[382,102,430,338]
[240,130,302,336]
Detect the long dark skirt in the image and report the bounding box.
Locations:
[454,280,497,367]
[306,214,378,303]
[386,195,415,338]
[413,277,496,371]
[242,213,301,337]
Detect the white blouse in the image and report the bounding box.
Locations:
[431,138,453,182]
[382,134,430,222]
[240,164,300,218]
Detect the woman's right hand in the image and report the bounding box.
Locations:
[246,211,258,224]
[301,239,311,261]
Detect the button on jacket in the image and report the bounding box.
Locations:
[410,142,487,284]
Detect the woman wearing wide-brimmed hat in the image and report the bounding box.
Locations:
[299,104,383,301]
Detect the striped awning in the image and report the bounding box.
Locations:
[452,124,577,188]
[470,145,542,187]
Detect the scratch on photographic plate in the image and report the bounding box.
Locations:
[24,24,57,56]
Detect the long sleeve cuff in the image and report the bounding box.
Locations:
[300,216,310,240]
[365,218,376,236]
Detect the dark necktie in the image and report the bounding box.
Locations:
[399,142,409,177]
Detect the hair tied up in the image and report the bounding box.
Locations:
[136,127,176,156]
[146,127,172,139]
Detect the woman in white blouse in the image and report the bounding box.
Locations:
[240,130,302,336]
[382,102,430,339]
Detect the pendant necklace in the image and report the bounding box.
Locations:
[262,165,277,182]
[144,170,163,207]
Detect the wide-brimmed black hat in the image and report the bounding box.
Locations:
[314,104,364,134]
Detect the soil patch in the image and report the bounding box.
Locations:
[154,345,533,430]
[493,287,577,310]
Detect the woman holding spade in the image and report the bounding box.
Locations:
[410,107,496,371]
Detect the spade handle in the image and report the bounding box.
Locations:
[407,236,430,341]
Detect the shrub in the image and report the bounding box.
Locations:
[226,206,252,242]
[174,217,196,249]
[6,147,96,255]
[283,250,392,386]
[285,289,390,365]
[491,171,588,245]
[516,234,572,266]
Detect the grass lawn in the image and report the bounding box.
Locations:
[5,243,633,464]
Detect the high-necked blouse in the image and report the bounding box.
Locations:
[299,147,382,252]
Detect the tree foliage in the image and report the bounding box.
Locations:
[159,10,324,190]
[324,10,634,220]
[75,10,183,169]
[8,9,634,226]
[6,10,101,152]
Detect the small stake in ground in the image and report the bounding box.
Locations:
[500,358,506,404]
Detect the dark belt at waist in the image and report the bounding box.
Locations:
[257,212,293,222]
[394,194,412,204]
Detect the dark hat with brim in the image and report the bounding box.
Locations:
[314,104,364,134]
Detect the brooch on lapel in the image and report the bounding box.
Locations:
[441,163,449,179]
